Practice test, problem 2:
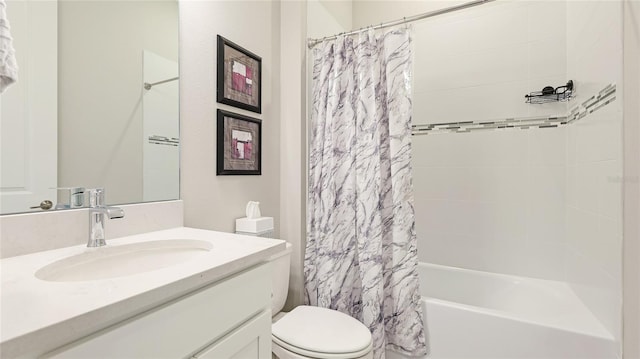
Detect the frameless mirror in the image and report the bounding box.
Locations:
[0,0,179,215]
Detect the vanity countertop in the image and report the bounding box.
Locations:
[0,227,285,357]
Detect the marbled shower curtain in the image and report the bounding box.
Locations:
[305,28,427,359]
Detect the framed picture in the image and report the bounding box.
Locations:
[217,35,262,113]
[217,109,261,175]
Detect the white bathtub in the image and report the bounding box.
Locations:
[386,263,617,359]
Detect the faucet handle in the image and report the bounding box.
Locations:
[86,188,105,208]
[50,187,86,208]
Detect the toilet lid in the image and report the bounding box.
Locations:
[272,306,372,355]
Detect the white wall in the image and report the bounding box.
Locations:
[299,0,352,308]
[355,1,570,281]
[180,1,281,235]
[565,1,623,351]
[280,1,307,309]
[623,1,640,357]
[58,1,178,206]
[307,0,352,39]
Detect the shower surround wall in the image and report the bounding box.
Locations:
[355,0,569,281]
[565,0,623,347]
[354,0,623,355]
[412,128,568,280]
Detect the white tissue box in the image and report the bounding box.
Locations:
[235,217,274,238]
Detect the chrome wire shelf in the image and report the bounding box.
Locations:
[525,80,573,104]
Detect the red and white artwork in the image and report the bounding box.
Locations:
[232,61,253,96]
[231,129,253,160]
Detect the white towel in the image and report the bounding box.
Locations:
[0,0,18,93]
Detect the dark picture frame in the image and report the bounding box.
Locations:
[217,35,262,114]
[217,109,262,175]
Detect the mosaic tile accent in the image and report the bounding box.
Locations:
[565,83,616,125]
[412,84,616,136]
[148,135,179,146]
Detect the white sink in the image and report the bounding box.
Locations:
[35,239,213,282]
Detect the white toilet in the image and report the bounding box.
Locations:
[269,243,373,359]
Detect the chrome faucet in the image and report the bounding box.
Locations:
[87,188,125,247]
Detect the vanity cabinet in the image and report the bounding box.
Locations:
[44,263,272,359]
[192,310,272,358]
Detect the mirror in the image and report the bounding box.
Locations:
[0,0,180,215]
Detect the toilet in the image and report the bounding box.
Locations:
[269,243,373,359]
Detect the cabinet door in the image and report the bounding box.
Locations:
[194,310,272,359]
[45,264,271,358]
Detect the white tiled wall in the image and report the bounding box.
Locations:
[623,1,640,356]
[565,105,623,346]
[354,0,623,348]
[414,0,623,351]
[413,128,568,280]
[409,1,570,281]
[567,0,623,106]
[565,0,623,351]
[411,0,568,125]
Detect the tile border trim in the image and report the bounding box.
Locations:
[412,84,616,135]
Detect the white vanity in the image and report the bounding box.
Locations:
[0,227,285,358]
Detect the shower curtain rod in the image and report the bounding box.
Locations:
[144,76,179,90]
[307,0,496,48]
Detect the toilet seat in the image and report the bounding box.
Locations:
[272,340,373,359]
[272,306,373,359]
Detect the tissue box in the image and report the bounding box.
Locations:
[235,217,274,238]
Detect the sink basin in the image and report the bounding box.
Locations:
[35,239,213,282]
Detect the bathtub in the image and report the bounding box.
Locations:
[386,263,617,359]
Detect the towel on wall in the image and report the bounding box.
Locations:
[0,0,17,93]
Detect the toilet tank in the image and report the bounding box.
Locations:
[269,242,292,315]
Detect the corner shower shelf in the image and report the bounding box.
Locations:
[525,80,574,104]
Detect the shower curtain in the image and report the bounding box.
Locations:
[305,28,427,359]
